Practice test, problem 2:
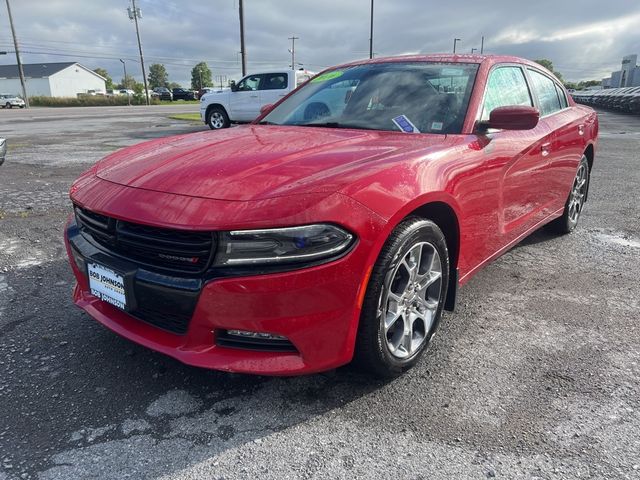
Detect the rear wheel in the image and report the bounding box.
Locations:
[354,217,449,377]
[5,103,11,109]
[546,155,590,234]
[207,106,230,130]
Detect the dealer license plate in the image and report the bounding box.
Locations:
[88,263,127,310]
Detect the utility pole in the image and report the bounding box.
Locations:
[128,0,149,105]
[369,0,374,59]
[480,36,485,54]
[5,0,28,108]
[288,35,299,69]
[453,38,461,54]
[119,59,130,106]
[239,0,246,76]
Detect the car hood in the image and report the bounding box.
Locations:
[95,125,449,201]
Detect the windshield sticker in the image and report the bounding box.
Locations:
[431,121,444,131]
[392,115,421,134]
[311,71,344,83]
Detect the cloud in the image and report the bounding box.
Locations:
[1,0,639,84]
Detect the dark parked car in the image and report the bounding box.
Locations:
[152,87,172,101]
[172,88,196,101]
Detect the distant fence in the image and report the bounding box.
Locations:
[572,87,640,114]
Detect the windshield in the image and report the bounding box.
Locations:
[261,62,479,134]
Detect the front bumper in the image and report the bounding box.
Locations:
[64,192,383,375]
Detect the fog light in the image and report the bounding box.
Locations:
[226,329,287,340]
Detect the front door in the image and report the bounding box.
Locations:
[229,74,263,122]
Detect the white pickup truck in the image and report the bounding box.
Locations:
[199,69,314,130]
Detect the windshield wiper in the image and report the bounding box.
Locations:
[257,120,278,125]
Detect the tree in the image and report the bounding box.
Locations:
[168,82,182,89]
[94,68,114,89]
[119,75,137,90]
[148,63,168,89]
[191,62,212,90]
[534,59,564,82]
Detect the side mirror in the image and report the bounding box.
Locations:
[229,81,238,92]
[0,138,6,167]
[260,104,274,115]
[482,106,540,131]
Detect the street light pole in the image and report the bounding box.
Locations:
[128,0,150,105]
[239,0,246,76]
[471,48,478,54]
[119,59,130,106]
[481,36,485,54]
[453,38,461,54]
[369,0,374,59]
[5,0,28,108]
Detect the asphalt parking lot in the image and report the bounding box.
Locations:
[0,106,639,480]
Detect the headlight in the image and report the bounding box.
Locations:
[214,224,354,266]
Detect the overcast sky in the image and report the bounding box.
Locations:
[1,0,639,86]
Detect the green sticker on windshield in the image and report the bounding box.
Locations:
[311,71,344,83]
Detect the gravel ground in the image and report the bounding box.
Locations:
[0,106,639,480]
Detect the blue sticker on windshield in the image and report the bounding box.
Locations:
[392,115,421,134]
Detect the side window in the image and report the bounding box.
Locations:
[262,73,288,90]
[236,75,262,91]
[481,67,532,121]
[555,83,568,109]
[528,69,562,116]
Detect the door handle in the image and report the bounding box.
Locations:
[250,95,258,98]
[578,124,585,136]
[541,142,551,157]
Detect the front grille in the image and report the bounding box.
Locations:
[216,330,298,353]
[75,206,215,274]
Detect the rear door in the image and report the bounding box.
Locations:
[526,68,585,215]
[259,72,290,107]
[228,74,263,121]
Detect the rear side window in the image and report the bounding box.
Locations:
[528,69,562,116]
[262,73,288,90]
[481,66,532,121]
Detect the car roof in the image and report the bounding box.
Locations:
[333,54,544,71]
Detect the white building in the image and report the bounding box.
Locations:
[0,62,106,97]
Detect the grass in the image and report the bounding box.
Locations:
[168,113,202,122]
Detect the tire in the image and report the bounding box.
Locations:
[207,106,230,130]
[5,103,11,109]
[354,217,449,377]
[546,155,590,235]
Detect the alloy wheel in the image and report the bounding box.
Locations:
[568,162,588,223]
[380,242,443,359]
[209,112,225,129]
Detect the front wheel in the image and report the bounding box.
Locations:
[207,107,230,130]
[354,217,449,377]
[546,155,590,234]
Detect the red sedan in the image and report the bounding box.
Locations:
[65,54,598,377]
